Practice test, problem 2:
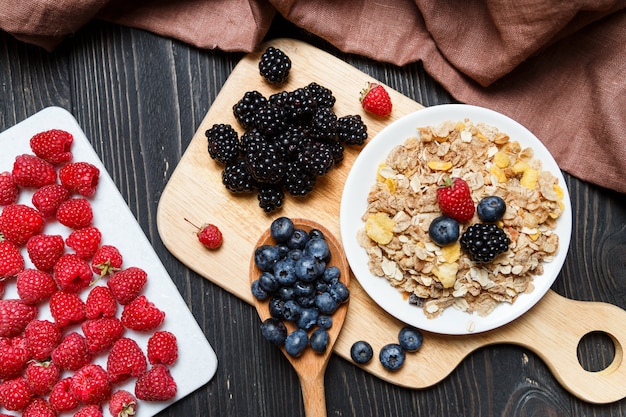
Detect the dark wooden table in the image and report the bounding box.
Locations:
[1,16,625,417]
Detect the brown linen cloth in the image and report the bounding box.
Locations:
[1,0,625,194]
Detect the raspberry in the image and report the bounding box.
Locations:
[0,239,25,279]
[0,299,38,338]
[73,404,104,417]
[206,123,240,165]
[49,290,86,328]
[59,161,100,197]
[107,337,147,383]
[23,397,56,416]
[29,129,74,165]
[107,266,148,305]
[359,82,392,116]
[26,234,65,272]
[0,203,45,246]
[109,390,137,417]
[81,317,125,354]
[0,377,34,411]
[0,171,19,206]
[24,319,62,361]
[259,46,291,84]
[147,330,178,365]
[53,253,93,293]
[48,377,80,412]
[121,295,165,331]
[31,183,70,218]
[16,268,58,305]
[56,197,93,229]
[0,336,30,380]
[85,285,117,319]
[25,360,61,396]
[66,226,102,259]
[12,154,57,188]
[70,364,111,404]
[134,364,177,401]
[91,244,123,277]
[51,332,92,371]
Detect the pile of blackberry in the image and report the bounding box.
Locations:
[207,81,368,213]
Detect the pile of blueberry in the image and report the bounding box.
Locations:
[351,326,423,371]
[251,217,349,357]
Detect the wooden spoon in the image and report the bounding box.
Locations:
[249,218,350,417]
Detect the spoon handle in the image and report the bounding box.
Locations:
[300,373,327,417]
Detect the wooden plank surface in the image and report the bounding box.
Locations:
[156,38,626,404]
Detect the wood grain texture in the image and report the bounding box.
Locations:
[1,15,625,417]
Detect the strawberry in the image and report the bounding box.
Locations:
[70,363,111,404]
[0,171,19,206]
[109,389,137,417]
[0,299,38,337]
[107,266,147,305]
[29,129,74,165]
[16,268,58,305]
[436,176,475,222]
[0,239,25,278]
[0,336,30,380]
[59,161,100,197]
[24,319,62,360]
[26,234,65,272]
[121,295,165,331]
[56,197,93,229]
[74,404,104,417]
[0,377,34,411]
[359,82,392,117]
[32,183,70,218]
[186,218,223,249]
[22,397,56,417]
[85,285,118,319]
[82,317,125,354]
[12,154,57,189]
[135,364,177,401]
[49,290,86,328]
[0,203,45,246]
[147,330,178,366]
[91,244,123,277]
[52,332,92,371]
[48,377,80,413]
[53,253,93,293]
[106,337,147,383]
[66,226,102,259]
[25,359,61,396]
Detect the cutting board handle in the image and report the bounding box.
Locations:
[493,291,626,404]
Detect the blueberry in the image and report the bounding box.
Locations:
[287,228,310,249]
[259,271,279,293]
[295,255,324,282]
[315,292,338,315]
[269,296,285,319]
[304,238,330,262]
[285,329,308,357]
[379,343,405,371]
[296,295,316,308]
[273,259,297,286]
[278,286,295,301]
[317,315,333,330]
[276,244,290,258]
[260,317,287,346]
[477,195,506,222]
[282,299,301,322]
[350,340,373,364]
[251,280,269,301]
[310,328,330,353]
[398,327,423,352]
[308,229,325,240]
[286,249,303,261]
[293,280,315,297]
[329,281,349,304]
[322,266,341,284]
[315,280,330,293]
[254,245,281,271]
[270,216,295,243]
[428,215,460,246]
[297,307,319,330]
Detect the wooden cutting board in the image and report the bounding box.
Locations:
[156,38,626,404]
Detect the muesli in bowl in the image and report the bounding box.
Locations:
[340,104,572,334]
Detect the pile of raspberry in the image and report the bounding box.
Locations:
[0,129,179,415]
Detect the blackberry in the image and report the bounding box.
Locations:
[268,90,290,108]
[310,107,337,141]
[306,82,336,108]
[245,141,286,184]
[282,161,316,197]
[259,46,292,84]
[284,87,317,121]
[336,114,368,146]
[206,123,240,164]
[297,141,334,176]
[275,125,310,159]
[324,139,345,165]
[254,105,286,137]
[233,90,267,129]
[460,223,511,263]
[222,158,257,192]
[240,129,267,154]
[257,184,284,213]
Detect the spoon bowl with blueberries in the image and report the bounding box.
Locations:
[249,217,350,417]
